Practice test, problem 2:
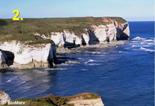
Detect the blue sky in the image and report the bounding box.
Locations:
[0,0,154,21]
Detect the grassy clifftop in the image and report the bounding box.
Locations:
[0,17,127,43]
[3,93,100,106]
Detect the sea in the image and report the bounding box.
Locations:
[0,21,154,106]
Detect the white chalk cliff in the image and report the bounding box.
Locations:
[0,21,130,69]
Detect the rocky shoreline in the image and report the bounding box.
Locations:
[0,17,130,71]
[0,17,130,106]
[0,40,128,71]
[0,90,104,106]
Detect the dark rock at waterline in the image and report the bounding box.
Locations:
[0,49,14,68]
[48,40,57,68]
[88,29,100,45]
[116,24,129,40]
[81,35,87,46]
[56,54,79,64]
[0,68,14,73]
[63,37,80,49]
[64,42,80,49]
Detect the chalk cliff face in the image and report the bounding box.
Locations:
[50,22,130,46]
[0,18,130,70]
[0,41,51,69]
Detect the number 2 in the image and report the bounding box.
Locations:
[12,9,23,21]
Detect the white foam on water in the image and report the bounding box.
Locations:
[47,67,68,71]
[81,69,88,71]
[6,79,12,83]
[88,59,95,62]
[129,36,154,52]
[5,76,18,83]
[91,51,101,54]
[140,47,155,52]
[84,59,95,64]
[88,63,100,66]
[132,36,146,41]
[118,51,123,53]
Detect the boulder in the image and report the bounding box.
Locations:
[0,91,11,105]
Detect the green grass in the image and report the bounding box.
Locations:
[1,93,101,106]
[0,17,127,44]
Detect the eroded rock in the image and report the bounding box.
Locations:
[48,40,57,68]
[0,49,14,69]
[0,91,11,105]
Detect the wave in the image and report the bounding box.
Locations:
[88,59,94,62]
[140,47,155,52]
[84,59,95,64]
[130,36,154,48]
[132,36,146,41]
[88,63,100,66]
[5,76,18,83]
[123,36,155,53]
[132,36,154,42]
[91,51,101,54]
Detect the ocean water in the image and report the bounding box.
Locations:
[0,21,154,106]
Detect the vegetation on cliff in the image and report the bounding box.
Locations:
[0,17,127,44]
[2,93,100,106]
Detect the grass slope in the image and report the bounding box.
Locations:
[3,93,100,106]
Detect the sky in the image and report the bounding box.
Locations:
[0,0,154,21]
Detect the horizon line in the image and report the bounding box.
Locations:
[0,16,154,22]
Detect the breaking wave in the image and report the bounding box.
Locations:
[128,36,154,52]
[140,47,155,52]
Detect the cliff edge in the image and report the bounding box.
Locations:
[0,17,130,70]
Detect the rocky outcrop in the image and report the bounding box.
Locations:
[0,92,104,106]
[67,93,104,106]
[0,91,11,105]
[0,49,14,69]
[47,40,57,67]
